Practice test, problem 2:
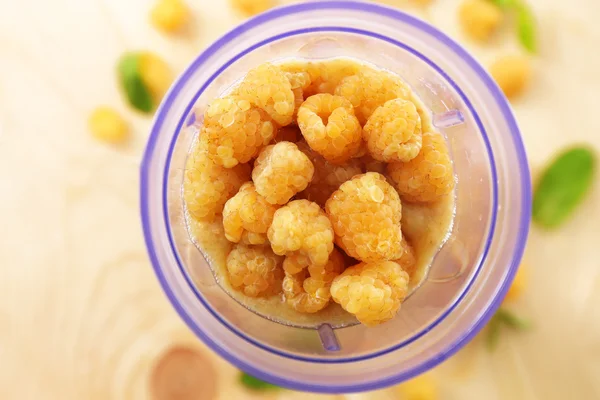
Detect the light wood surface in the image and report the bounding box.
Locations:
[1,0,600,399]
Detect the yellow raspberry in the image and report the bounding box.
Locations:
[330,260,410,326]
[334,67,411,124]
[268,200,334,267]
[489,55,531,100]
[280,60,320,90]
[235,63,295,126]
[387,131,455,203]
[325,173,404,262]
[296,141,362,207]
[285,70,312,91]
[229,0,275,16]
[238,231,268,246]
[226,244,284,297]
[363,98,423,162]
[88,106,129,144]
[283,252,312,275]
[139,52,173,104]
[394,236,418,279]
[282,70,313,119]
[150,0,190,34]
[222,182,280,245]
[505,263,526,302]
[199,96,276,168]
[297,94,362,164]
[252,142,315,205]
[187,215,232,267]
[273,125,301,144]
[302,59,362,97]
[283,270,330,313]
[291,87,304,118]
[283,248,345,313]
[307,247,346,283]
[459,0,503,42]
[183,142,251,221]
[395,373,438,400]
[283,247,345,277]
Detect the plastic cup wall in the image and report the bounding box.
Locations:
[141,1,530,393]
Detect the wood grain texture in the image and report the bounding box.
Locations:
[1,0,600,399]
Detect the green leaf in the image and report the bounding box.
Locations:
[488,0,537,53]
[239,372,280,391]
[495,308,531,330]
[117,53,154,113]
[486,308,531,351]
[516,3,537,53]
[485,317,502,351]
[533,147,596,229]
[489,0,517,8]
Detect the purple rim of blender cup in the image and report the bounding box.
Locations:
[140,1,531,393]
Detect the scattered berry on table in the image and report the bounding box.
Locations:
[88,106,129,144]
[226,244,284,297]
[297,94,362,164]
[387,131,454,203]
[505,263,526,302]
[222,182,280,245]
[489,55,531,99]
[458,0,503,42]
[330,260,410,326]
[199,96,276,168]
[139,52,173,104]
[395,373,439,400]
[229,0,275,16]
[183,142,251,221]
[363,98,423,162]
[325,172,404,262]
[150,0,190,33]
[252,142,314,205]
[268,200,334,267]
[235,63,295,126]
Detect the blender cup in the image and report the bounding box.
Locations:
[141,1,531,393]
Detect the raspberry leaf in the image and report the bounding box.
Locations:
[240,372,280,391]
[516,3,537,53]
[488,0,537,53]
[486,308,531,351]
[489,0,518,7]
[117,52,154,113]
[485,317,502,350]
[495,308,531,330]
[533,147,596,229]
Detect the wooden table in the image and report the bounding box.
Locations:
[1,0,599,399]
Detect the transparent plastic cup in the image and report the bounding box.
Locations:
[140,1,530,393]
